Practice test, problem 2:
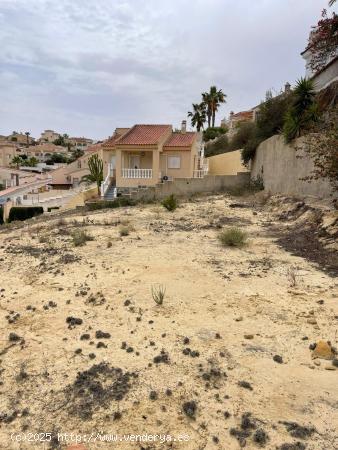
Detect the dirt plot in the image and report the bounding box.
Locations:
[0,193,337,449]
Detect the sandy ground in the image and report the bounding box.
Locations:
[0,193,337,450]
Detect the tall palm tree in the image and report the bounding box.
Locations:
[25,131,30,147]
[202,86,227,127]
[188,103,207,131]
[81,154,103,195]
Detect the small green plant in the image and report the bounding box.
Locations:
[119,226,130,236]
[72,230,94,247]
[151,284,166,305]
[161,194,178,211]
[218,227,247,247]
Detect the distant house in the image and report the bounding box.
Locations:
[301,37,338,91]
[26,143,69,162]
[224,110,255,138]
[67,137,93,151]
[40,130,60,143]
[100,122,206,196]
[6,132,34,145]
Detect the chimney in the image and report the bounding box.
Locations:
[284,82,291,94]
[181,120,186,134]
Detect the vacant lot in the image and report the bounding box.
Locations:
[0,194,337,449]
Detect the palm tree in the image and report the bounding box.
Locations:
[202,86,227,127]
[81,154,103,195]
[188,103,207,131]
[25,131,30,147]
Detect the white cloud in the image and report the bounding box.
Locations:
[0,0,333,138]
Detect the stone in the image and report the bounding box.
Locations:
[307,318,317,325]
[244,334,254,340]
[312,341,334,360]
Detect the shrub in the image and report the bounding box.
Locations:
[283,78,319,142]
[218,228,247,247]
[119,224,134,236]
[151,284,166,305]
[161,194,178,211]
[8,206,43,223]
[204,135,229,157]
[228,122,256,151]
[72,230,94,247]
[86,198,135,211]
[203,126,227,142]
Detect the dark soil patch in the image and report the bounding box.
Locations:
[182,401,197,419]
[276,225,338,277]
[64,362,137,420]
[280,421,316,439]
[277,443,306,450]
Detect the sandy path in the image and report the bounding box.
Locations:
[0,194,337,449]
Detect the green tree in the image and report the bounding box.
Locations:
[188,103,206,131]
[202,86,226,127]
[11,156,24,169]
[81,154,103,195]
[283,78,318,142]
[25,157,39,167]
[203,126,227,142]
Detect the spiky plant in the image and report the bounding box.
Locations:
[81,154,103,195]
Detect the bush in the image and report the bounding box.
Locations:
[8,206,43,223]
[228,122,256,151]
[72,230,94,247]
[218,228,247,247]
[151,284,166,305]
[204,134,229,157]
[283,78,318,142]
[161,194,178,211]
[203,126,227,142]
[86,198,135,211]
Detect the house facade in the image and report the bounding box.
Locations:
[100,122,206,196]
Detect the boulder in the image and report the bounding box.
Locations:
[312,341,334,360]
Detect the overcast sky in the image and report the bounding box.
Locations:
[0,0,335,140]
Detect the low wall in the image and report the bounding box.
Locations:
[131,173,250,202]
[207,150,248,175]
[251,135,336,199]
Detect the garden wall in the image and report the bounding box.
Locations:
[251,135,336,199]
[131,173,250,201]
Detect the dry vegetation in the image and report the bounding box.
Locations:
[0,193,337,449]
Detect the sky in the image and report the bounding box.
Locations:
[0,0,335,140]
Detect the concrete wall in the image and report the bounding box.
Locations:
[251,134,336,199]
[129,173,250,202]
[207,150,248,176]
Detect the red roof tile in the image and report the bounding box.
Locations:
[117,125,171,145]
[163,132,196,148]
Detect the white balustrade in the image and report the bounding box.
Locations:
[122,168,152,179]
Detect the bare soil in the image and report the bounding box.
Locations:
[0,193,337,450]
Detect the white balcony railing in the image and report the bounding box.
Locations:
[122,168,152,179]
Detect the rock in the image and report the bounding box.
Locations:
[235,316,243,322]
[314,360,321,366]
[244,334,254,340]
[312,341,334,360]
[273,355,283,364]
[307,318,317,325]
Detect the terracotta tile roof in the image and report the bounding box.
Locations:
[117,125,171,145]
[163,132,196,148]
[231,110,254,120]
